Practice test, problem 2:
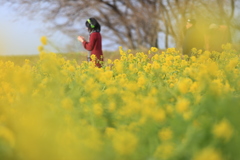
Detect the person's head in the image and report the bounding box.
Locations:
[186,19,196,29]
[85,18,101,33]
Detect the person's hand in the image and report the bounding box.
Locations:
[77,36,85,42]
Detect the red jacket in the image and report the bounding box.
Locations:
[82,32,103,67]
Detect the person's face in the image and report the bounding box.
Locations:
[186,22,193,29]
[86,27,91,32]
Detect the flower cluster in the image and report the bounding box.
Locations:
[0,42,239,160]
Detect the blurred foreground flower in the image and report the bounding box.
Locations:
[194,148,223,160]
[40,36,48,45]
[212,119,234,142]
[151,47,158,52]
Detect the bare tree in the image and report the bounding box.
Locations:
[1,0,240,51]
[156,0,239,49]
[2,0,161,50]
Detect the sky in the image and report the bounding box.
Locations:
[0,3,171,56]
[0,4,75,56]
[0,3,124,56]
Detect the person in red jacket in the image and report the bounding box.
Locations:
[78,18,104,68]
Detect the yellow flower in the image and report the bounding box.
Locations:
[178,78,192,94]
[24,59,30,64]
[183,111,192,120]
[226,58,238,71]
[191,48,197,54]
[161,65,168,73]
[108,102,116,112]
[212,119,234,141]
[197,49,203,54]
[191,56,197,62]
[119,46,126,56]
[40,36,48,45]
[158,128,173,141]
[165,105,174,115]
[152,109,166,122]
[128,53,134,61]
[221,43,232,50]
[91,90,101,100]
[189,82,200,93]
[137,75,146,87]
[107,59,112,64]
[90,54,96,61]
[93,103,103,116]
[143,63,151,73]
[68,65,75,72]
[181,59,188,67]
[174,55,181,61]
[151,47,158,52]
[79,97,85,103]
[38,45,44,52]
[105,87,118,95]
[194,148,223,160]
[152,54,159,61]
[149,87,158,96]
[152,61,160,69]
[39,50,47,59]
[166,55,173,61]
[166,48,176,54]
[210,79,224,96]
[105,127,116,138]
[169,83,174,88]
[120,55,127,61]
[154,143,174,159]
[176,98,190,114]
[61,97,73,110]
[125,82,138,92]
[112,131,138,155]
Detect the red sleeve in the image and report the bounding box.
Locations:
[82,34,96,51]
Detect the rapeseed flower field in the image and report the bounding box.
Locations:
[0,37,239,160]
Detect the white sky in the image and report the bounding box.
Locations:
[0,3,169,56]
[0,4,75,56]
